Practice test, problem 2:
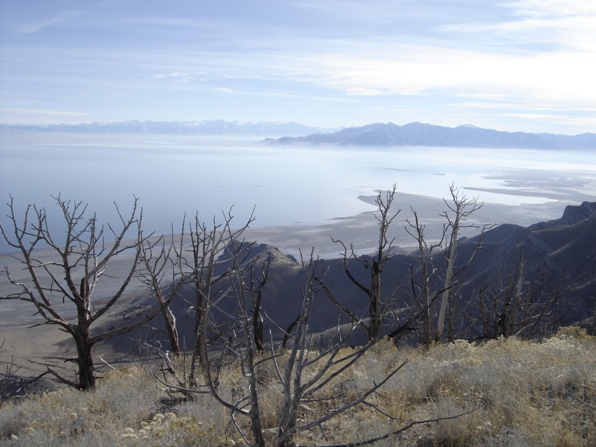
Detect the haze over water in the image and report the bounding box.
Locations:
[1,133,596,254]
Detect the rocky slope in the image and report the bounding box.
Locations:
[107,202,596,351]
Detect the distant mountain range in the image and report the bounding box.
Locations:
[4,120,596,149]
[0,120,330,137]
[265,122,596,149]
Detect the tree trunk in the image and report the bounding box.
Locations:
[190,293,208,387]
[253,311,264,353]
[75,278,96,391]
[74,326,96,391]
[420,261,432,346]
[369,260,382,340]
[436,220,459,342]
[162,306,180,355]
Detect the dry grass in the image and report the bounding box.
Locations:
[1,327,595,446]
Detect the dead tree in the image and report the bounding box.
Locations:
[150,238,473,446]
[405,207,446,345]
[247,252,272,353]
[0,196,168,390]
[183,209,255,385]
[274,253,409,446]
[473,252,569,340]
[332,185,400,341]
[210,249,472,446]
[193,247,411,447]
[435,184,485,343]
[134,206,255,385]
[137,223,187,355]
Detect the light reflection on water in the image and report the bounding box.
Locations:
[1,133,595,253]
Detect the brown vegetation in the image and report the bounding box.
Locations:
[1,328,594,446]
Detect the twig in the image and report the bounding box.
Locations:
[318,407,478,447]
[98,356,118,372]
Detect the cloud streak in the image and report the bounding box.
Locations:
[0,0,594,132]
[0,108,89,116]
[17,11,81,34]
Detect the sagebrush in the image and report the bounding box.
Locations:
[1,328,594,446]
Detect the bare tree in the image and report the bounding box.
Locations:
[405,207,446,345]
[183,209,255,385]
[435,184,485,343]
[247,252,272,353]
[472,251,569,340]
[132,207,256,385]
[196,247,472,446]
[154,227,268,445]
[0,196,167,390]
[147,222,474,446]
[274,253,408,447]
[332,185,400,341]
[167,246,415,447]
[137,223,186,356]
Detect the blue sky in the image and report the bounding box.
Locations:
[1,0,595,134]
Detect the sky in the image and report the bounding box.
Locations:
[1,0,595,134]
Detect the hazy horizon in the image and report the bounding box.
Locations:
[2,119,596,138]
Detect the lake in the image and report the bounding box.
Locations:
[1,132,596,254]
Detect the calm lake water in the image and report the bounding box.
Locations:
[1,132,596,254]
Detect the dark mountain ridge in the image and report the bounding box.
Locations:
[109,201,596,351]
[265,122,596,149]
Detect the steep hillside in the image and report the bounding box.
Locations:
[105,202,596,352]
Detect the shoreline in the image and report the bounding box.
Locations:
[244,191,572,259]
[0,191,579,265]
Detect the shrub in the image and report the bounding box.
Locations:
[1,330,594,446]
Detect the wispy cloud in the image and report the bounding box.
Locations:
[282,0,417,22]
[18,12,80,34]
[1,0,594,132]
[305,44,510,92]
[275,0,596,125]
[440,1,596,51]
[0,108,91,124]
[154,72,196,84]
[0,108,89,117]
[504,0,596,19]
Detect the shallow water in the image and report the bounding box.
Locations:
[1,132,595,254]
